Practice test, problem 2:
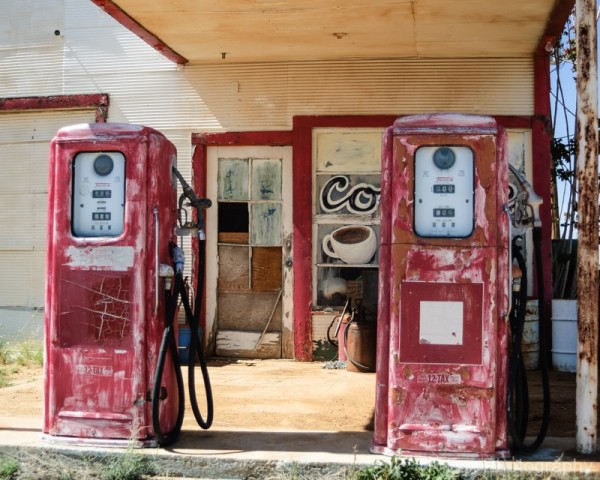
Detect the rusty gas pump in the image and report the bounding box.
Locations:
[43,123,212,446]
[372,114,510,458]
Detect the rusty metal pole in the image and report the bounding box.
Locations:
[575,0,599,455]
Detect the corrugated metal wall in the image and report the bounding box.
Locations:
[183,58,533,131]
[0,110,96,341]
[0,110,96,307]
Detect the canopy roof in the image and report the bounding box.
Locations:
[93,0,573,65]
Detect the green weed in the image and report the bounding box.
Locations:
[98,450,155,480]
[351,457,460,480]
[0,368,9,388]
[0,334,9,365]
[0,455,19,480]
[13,340,43,367]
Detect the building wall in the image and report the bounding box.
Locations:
[0,0,536,351]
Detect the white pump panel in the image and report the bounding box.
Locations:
[413,146,474,238]
[72,151,126,237]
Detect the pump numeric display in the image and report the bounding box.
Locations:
[433,184,455,194]
[92,189,112,198]
[433,208,455,217]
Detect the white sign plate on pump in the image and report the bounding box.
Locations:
[414,146,474,238]
[72,151,126,237]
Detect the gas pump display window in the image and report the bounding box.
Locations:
[414,146,474,238]
[72,151,126,237]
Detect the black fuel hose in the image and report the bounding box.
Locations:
[507,231,551,452]
[177,235,213,429]
[152,169,214,446]
[151,270,186,446]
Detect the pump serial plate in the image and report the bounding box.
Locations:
[413,146,474,238]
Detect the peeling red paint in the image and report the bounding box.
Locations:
[44,123,178,444]
[372,114,509,458]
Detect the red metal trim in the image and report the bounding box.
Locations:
[90,0,188,65]
[191,143,210,353]
[494,116,532,129]
[533,53,554,366]
[536,0,575,55]
[0,94,109,122]
[192,131,293,146]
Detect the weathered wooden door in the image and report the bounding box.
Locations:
[206,146,293,358]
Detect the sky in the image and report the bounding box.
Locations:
[548,8,600,239]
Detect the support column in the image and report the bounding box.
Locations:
[575,0,599,454]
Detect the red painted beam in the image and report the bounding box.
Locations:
[0,94,109,122]
[533,53,554,367]
[536,0,575,55]
[90,0,188,65]
[192,131,292,146]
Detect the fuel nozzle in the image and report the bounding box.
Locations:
[507,164,543,228]
[172,167,212,210]
[172,166,212,237]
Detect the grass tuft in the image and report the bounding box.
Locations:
[98,450,155,480]
[0,455,19,480]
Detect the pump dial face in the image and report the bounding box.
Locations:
[72,151,126,237]
[413,146,474,238]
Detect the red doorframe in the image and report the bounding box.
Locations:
[191,131,293,353]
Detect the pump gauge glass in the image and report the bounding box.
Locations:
[433,147,456,170]
[94,154,114,176]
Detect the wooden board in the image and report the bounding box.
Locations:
[251,247,282,291]
[218,232,249,244]
[217,292,282,330]
[217,245,249,292]
[215,330,281,359]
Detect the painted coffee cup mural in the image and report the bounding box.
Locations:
[322,225,377,265]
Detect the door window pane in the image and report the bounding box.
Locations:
[251,203,282,246]
[218,158,249,200]
[251,159,281,201]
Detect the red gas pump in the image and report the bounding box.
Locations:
[43,123,190,445]
[372,114,510,458]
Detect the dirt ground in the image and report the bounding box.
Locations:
[0,359,376,432]
[0,360,578,437]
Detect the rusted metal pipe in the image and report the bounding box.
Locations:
[575,0,599,455]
